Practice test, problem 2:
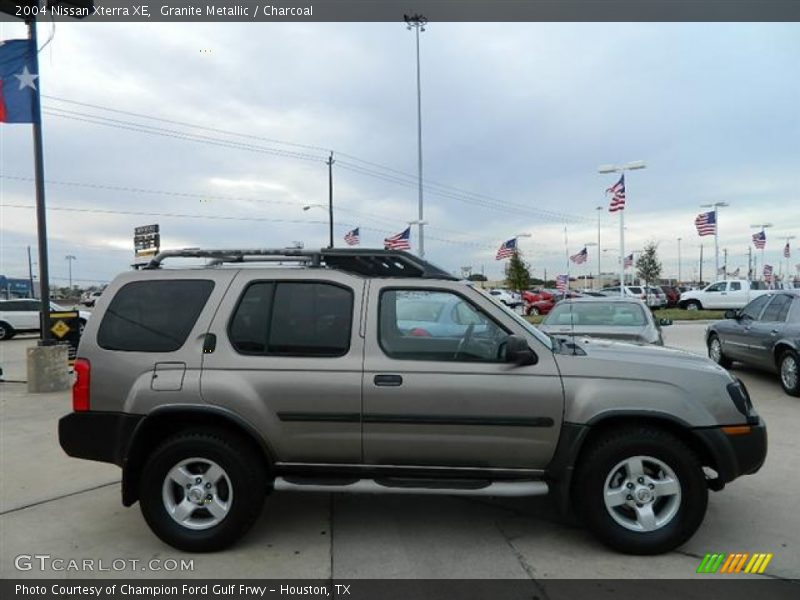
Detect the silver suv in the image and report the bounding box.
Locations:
[59,248,766,554]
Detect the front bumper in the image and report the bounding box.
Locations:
[692,417,767,484]
[59,411,143,467]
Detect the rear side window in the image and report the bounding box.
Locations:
[98,280,214,352]
[229,281,353,357]
[761,295,793,323]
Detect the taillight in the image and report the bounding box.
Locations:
[73,358,90,412]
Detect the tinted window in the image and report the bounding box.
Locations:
[98,280,214,352]
[729,282,742,291]
[740,295,771,320]
[761,295,793,323]
[0,302,23,312]
[229,282,352,357]
[380,289,509,362]
[706,283,726,292]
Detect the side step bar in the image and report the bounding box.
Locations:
[273,477,549,497]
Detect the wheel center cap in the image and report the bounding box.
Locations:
[188,488,204,503]
[635,487,653,503]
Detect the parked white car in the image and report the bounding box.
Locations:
[487,288,522,308]
[81,290,103,307]
[0,299,91,341]
[678,280,770,310]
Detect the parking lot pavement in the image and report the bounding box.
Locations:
[1,323,798,580]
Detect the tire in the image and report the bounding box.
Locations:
[707,334,732,369]
[78,319,86,337]
[528,306,540,316]
[778,350,800,397]
[0,322,15,341]
[139,429,267,552]
[573,426,708,555]
[685,300,702,311]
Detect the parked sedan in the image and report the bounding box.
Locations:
[538,297,671,345]
[0,299,91,340]
[706,291,800,396]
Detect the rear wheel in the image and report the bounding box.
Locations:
[573,427,708,555]
[139,429,267,552]
[778,350,800,397]
[685,300,702,311]
[528,306,540,316]
[707,334,732,369]
[0,322,15,341]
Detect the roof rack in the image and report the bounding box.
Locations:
[141,248,458,280]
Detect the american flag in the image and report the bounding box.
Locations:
[570,247,588,264]
[623,253,634,268]
[763,264,774,282]
[606,174,626,213]
[555,274,569,293]
[694,211,717,236]
[752,230,766,249]
[784,242,791,259]
[343,227,360,246]
[384,227,411,250]
[495,238,517,260]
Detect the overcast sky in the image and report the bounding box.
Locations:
[1,21,799,286]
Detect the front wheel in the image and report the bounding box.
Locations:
[528,306,540,316]
[707,334,732,369]
[573,427,708,555]
[0,322,15,341]
[685,300,702,311]
[139,430,267,552]
[779,350,800,397]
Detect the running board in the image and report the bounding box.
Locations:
[273,477,548,497]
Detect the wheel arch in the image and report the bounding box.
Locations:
[547,414,721,516]
[121,405,275,506]
[773,341,798,366]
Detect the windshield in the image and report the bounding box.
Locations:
[544,301,648,327]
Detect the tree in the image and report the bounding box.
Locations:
[636,242,662,286]
[505,250,531,292]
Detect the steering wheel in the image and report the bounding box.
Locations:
[453,324,475,360]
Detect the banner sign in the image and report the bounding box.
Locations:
[134,224,160,263]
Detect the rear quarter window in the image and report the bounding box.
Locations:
[97,279,214,352]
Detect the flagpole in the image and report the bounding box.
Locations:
[564,226,570,294]
[619,209,625,295]
[27,18,53,344]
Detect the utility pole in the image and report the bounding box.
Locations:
[700,202,729,279]
[677,237,682,284]
[596,206,602,290]
[27,246,35,298]
[65,255,76,290]
[405,13,427,258]
[747,246,752,280]
[326,152,335,249]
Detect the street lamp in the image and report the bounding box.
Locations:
[65,255,76,290]
[598,160,646,295]
[405,13,427,258]
[700,201,729,278]
[302,203,334,249]
[595,206,603,289]
[583,242,598,289]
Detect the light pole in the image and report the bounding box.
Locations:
[750,223,773,281]
[65,255,76,290]
[599,160,646,296]
[584,242,598,289]
[405,13,427,258]
[677,237,682,284]
[700,201,729,279]
[595,206,603,290]
[782,235,796,287]
[302,202,334,249]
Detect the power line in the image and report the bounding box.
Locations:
[40,96,591,224]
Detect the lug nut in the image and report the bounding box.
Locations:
[627,482,634,489]
[637,477,644,484]
[649,483,655,489]
[195,477,202,484]
[205,482,212,489]
[206,494,212,500]
[627,495,633,501]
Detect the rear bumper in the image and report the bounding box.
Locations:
[692,417,767,484]
[59,411,143,467]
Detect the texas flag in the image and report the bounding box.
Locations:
[0,39,39,124]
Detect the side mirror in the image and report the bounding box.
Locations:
[658,318,673,327]
[723,309,738,319]
[506,334,538,366]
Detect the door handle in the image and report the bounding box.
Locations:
[770,329,779,335]
[374,374,403,387]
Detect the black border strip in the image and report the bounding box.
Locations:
[277,412,554,427]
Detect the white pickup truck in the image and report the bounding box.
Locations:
[678,279,769,310]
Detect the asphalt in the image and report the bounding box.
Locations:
[0,323,797,580]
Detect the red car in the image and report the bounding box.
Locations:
[522,289,554,304]
[525,297,555,316]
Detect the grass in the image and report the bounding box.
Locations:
[524,307,726,326]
